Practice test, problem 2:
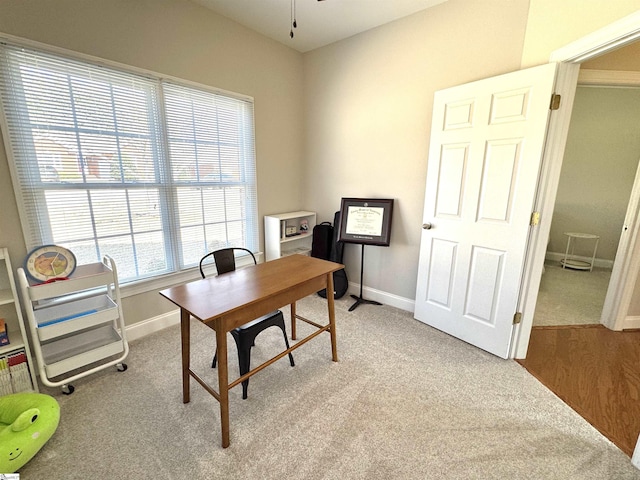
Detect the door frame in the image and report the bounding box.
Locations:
[512,11,640,359]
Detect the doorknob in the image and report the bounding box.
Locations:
[422,223,433,230]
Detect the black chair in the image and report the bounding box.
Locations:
[199,247,295,399]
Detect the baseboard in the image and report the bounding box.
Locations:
[633,433,640,470]
[623,315,640,330]
[347,282,415,313]
[125,310,180,342]
[545,251,613,269]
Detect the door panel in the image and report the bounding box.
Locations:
[415,63,558,359]
[435,144,468,218]
[426,238,457,308]
[477,139,522,223]
[465,246,504,325]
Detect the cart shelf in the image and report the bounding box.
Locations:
[17,255,129,394]
[41,324,124,378]
[34,294,118,342]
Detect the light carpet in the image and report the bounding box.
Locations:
[20,294,639,479]
[534,263,612,327]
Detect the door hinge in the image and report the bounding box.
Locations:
[530,211,540,226]
[550,94,561,110]
[513,312,522,324]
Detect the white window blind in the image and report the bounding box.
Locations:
[0,42,258,283]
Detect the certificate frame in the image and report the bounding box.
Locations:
[338,198,394,246]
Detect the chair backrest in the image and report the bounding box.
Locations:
[199,247,257,278]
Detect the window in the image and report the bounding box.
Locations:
[0,42,258,283]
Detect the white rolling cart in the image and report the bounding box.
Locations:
[17,255,129,394]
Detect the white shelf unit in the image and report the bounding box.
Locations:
[0,247,37,393]
[17,255,129,394]
[264,211,316,261]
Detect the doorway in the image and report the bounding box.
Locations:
[514,13,640,359]
[533,83,640,328]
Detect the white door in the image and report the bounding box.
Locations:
[414,63,557,359]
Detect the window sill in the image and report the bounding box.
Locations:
[119,252,263,299]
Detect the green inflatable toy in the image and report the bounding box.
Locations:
[0,393,60,473]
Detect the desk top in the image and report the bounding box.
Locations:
[159,254,343,326]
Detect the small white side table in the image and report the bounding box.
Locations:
[560,232,599,271]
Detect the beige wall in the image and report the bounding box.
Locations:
[303,0,531,299]
[0,0,305,324]
[548,86,640,261]
[302,0,640,302]
[582,42,640,71]
[521,0,640,68]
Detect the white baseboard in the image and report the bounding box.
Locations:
[623,315,640,330]
[347,282,415,313]
[632,433,640,470]
[125,310,180,342]
[545,251,614,270]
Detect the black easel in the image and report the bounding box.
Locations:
[349,243,382,312]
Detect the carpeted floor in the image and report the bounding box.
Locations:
[20,294,640,479]
[533,263,612,327]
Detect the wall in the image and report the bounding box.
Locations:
[547,86,640,262]
[521,0,640,68]
[302,0,531,301]
[582,42,640,71]
[0,0,305,325]
[302,0,640,307]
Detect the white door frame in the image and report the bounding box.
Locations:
[601,152,640,331]
[512,10,640,359]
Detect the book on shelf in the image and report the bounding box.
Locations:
[0,318,9,346]
[0,356,14,395]
[0,350,34,393]
[8,350,33,393]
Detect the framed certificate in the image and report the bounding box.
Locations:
[338,198,394,246]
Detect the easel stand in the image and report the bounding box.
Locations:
[349,243,382,312]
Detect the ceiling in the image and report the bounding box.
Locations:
[191,0,448,53]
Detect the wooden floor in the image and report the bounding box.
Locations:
[517,325,640,457]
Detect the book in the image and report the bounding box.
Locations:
[0,318,9,346]
[0,356,13,395]
[7,351,33,393]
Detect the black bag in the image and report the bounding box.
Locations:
[314,211,348,299]
[311,222,332,260]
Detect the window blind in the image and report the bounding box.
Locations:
[0,42,258,283]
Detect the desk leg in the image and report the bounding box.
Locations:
[291,302,297,340]
[180,309,190,404]
[216,328,230,448]
[327,273,338,362]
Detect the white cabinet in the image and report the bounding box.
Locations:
[264,211,316,261]
[0,247,37,393]
[17,255,129,394]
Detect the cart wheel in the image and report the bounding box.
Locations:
[62,384,75,395]
[116,363,128,372]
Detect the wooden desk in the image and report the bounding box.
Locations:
[159,254,343,448]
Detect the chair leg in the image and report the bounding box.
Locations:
[279,325,295,367]
[211,316,294,400]
[237,346,251,400]
[213,336,251,399]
